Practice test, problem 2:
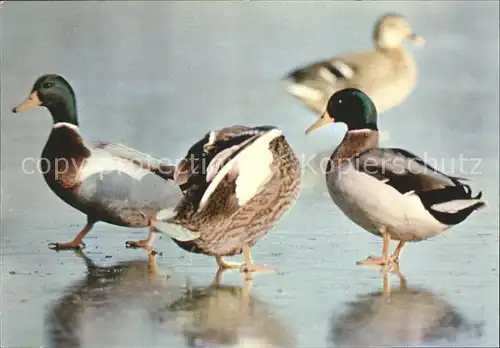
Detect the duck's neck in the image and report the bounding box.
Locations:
[331,129,379,163]
[375,44,412,63]
[47,99,79,127]
[375,42,402,51]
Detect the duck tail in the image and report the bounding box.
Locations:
[419,179,487,226]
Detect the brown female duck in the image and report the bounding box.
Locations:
[150,125,302,273]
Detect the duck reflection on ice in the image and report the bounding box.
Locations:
[45,250,185,348]
[330,265,484,347]
[153,269,295,348]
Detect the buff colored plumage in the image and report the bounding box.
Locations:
[151,125,301,273]
[285,13,424,115]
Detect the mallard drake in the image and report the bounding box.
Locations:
[305,88,486,266]
[150,125,301,273]
[12,74,183,251]
[284,13,424,115]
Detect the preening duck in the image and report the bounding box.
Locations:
[12,74,183,252]
[150,125,301,273]
[284,13,424,115]
[305,88,486,266]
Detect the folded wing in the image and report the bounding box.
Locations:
[353,148,486,225]
[92,142,176,181]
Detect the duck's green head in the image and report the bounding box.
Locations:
[305,88,378,134]
[12,74,78,126]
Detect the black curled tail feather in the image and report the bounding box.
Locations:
[429,200,485,226]
[452,177,485,201]
[418,180,485,226]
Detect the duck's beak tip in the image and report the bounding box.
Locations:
[11,91,41,114]
[305,112,334,135]
[410,34,425,47]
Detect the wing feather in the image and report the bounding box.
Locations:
[92,142,175,181]
[198,128,282,210]
[352,147,485,225]
[174,125,278,192]
[352,148,457,194]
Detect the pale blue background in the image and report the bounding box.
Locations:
[1,2,498,347]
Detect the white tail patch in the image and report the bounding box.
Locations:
[199,128,282,210]
[431,199,485,213]
[155,208,176,221]
[151,208,201,241]
[285,84,323,101]
[151,220,200,242]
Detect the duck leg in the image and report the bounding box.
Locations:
[215,256,242,269]
[382,265,391,296]
[211,267,228,287]
[147,251,159,280]
[125,226,157,253]
[361,240,407,265]
[241,275,253,308]
[125,214,157,254]
[239,245,277,274]
[390,241,406,262]
[357,230,394,266]
[49,220,95,250]
[382,262,408,296]
[392,262,408,291]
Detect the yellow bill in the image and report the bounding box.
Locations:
[12,91,41,113]
[408,33,425,46]
[305,111,335,134]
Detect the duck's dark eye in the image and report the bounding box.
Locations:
[43,82,53,88]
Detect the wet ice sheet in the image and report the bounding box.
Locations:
[1,2,499,347]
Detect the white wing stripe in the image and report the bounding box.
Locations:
[318,67,338,84]
[205,135,258,182]
[208,131,216,146]
[198,129,282,210]
[331,60,355,79]
[78,155,149,182]
[285,84,323,101]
